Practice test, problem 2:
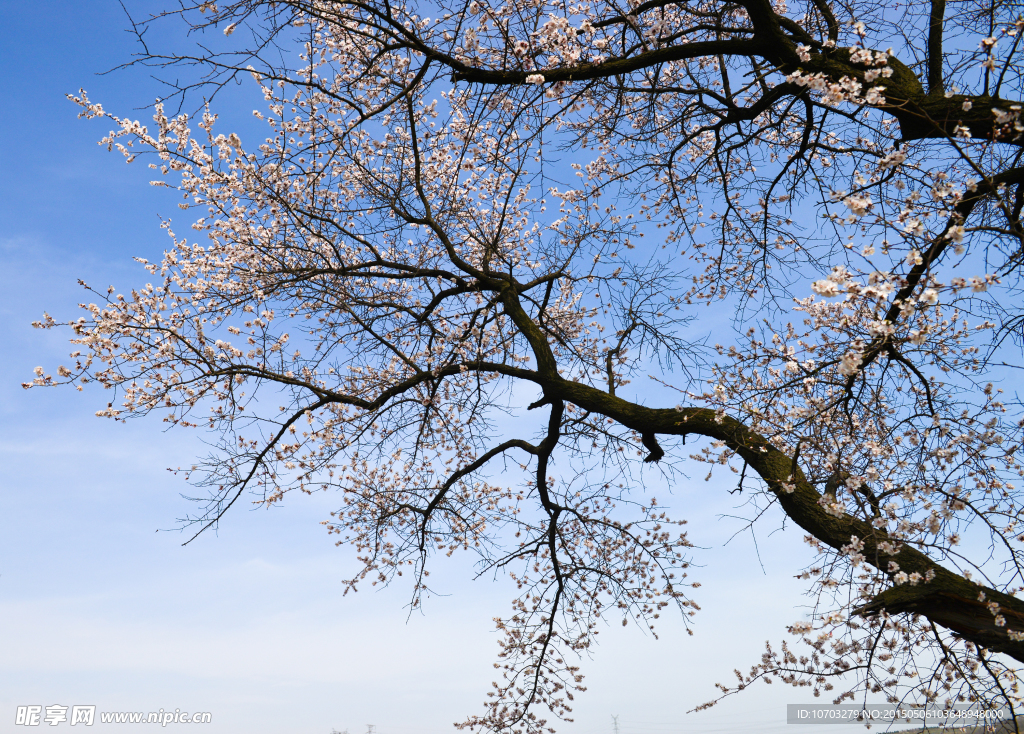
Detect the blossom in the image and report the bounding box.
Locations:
[820,494,846,517]
[877,541,900,555]
[903,219,925,236]
[879,150,906,169]
[843,193,873,216]
[867,320,894,336]
[863,86,886,105]
[811,279,841,296]
[838,350,863,376]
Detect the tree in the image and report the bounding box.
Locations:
[26,0,1024,730]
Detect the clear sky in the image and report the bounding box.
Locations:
[0,4,890,734]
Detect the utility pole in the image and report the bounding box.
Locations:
[612,715,620,734]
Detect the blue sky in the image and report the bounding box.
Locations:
[0,4,875,734]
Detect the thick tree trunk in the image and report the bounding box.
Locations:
[528,372,1024,661]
